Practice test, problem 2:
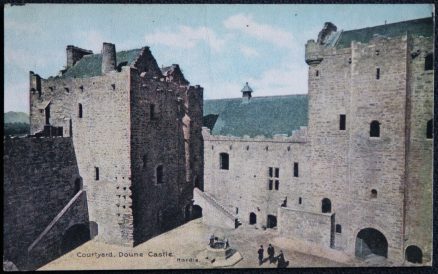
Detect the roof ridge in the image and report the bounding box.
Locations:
[341,16,432,34]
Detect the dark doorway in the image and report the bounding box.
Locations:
[249,212,257,225]
[194,176,201,190]
[321,198,332,213]
[192,205,202,219]
[267,215,277,228]
[405,245,423,264]
[355,228,388,259]
[61,223,90,254]
[74,178,82,194]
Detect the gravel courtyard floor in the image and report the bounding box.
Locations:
[40,218,356,270]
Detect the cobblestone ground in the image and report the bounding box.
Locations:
[40,218,353,270]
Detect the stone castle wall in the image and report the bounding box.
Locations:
[203,128,310,229]
[3,137,88,269]
[29,67,133,245]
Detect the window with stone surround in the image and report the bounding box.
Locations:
[370,120,380,137]
[425,53,433,71]
[294,162,299,177]
[340,114,346,130]
[427,119,433,139]
[95,167,99,181]
[268,167,279,191]
[156,165,164,184]
[220,153,229,170]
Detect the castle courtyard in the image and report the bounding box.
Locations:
[41,218,351,270]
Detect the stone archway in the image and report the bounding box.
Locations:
[405,245,423,264]
[355,228,388,259]
[192,205,203,219]
[61,223,90,254]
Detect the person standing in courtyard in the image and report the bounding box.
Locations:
[267,244,275,264]
[277,250,289,268]
[258,245,264,265]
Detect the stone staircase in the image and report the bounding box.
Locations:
[193,188,239,229]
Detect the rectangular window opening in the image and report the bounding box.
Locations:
[95,167,99,181]
[294,162,299,177]
[376,68,380,79]
[340,114,346,130]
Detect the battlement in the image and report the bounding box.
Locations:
[305,39,324,65]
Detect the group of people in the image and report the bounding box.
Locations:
[257,244,289,268]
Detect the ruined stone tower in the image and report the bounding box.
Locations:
[28,43,204,246]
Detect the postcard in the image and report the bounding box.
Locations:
[3,3,434,271]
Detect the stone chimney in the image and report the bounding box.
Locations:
[66,45,93,68]
[101,42,116,74]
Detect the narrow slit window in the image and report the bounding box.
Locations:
[95,167,99,181]
[315,70,319,77]
[78,103,83,118]
[340,114,346,130]
[294,162,299,177]
[275,168,279,178]
[111,84,116,90]
[427,119,433,139]
[336,224,342,233]
[268,180,273,190]
[376,68,380,79]
[298,197,302,204]
[269,167,273,177]
[150,104,155,120]
[275,180,279,190]
[425,53,433,71]
[156,165,164,184]
[142,155,147,168]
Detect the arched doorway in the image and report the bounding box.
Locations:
[405,245,423,264]
[61,223,91,254]
[321,198,331,213]
[192,205,202,219]
[249,212,257,224]
[267,215,277,228]
[355,228,388,259]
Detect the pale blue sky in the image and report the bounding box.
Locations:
[4,4,433,113]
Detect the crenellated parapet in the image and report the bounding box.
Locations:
[305,39,324,65]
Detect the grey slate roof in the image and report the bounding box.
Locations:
[61,49,143,78]
[203,95,308,138]
[335,17,433,48]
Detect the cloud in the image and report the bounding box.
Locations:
[4,82,29,113]
[239,45,259,58]
[144,26,226,52]
[247,62,308,96]
[4,20,44,35]
[224,14,296,49]
[73,30,109,53]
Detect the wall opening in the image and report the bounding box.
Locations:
[220,153,229,170]
[45,104,51,125]
[340,114,346,130]
[299,197,302,204]
[142,154,147,168]
[111,84,116,90]
[61,223,91,254]
[150,104,155,120]
[192,205,202,219]
[321,198,331,213]
[370,120,380,137]
[95,167,99,181]
[249,212,257,224]
[184,204,191,221]
[425,53,433,71]
[427,119,433,139]
[194,176,201,189]
[405,245,423,264]
[74,178,82,193]
[267,215,277,229]
[336,224,342,233]
[355,228,388,259]
[294,162,299,177]
[376,68,380,79]
[156,165,164,184]
[371,189,378,198]
[315,70,319,77]
[275,180,279,190]
[78,103,83,118]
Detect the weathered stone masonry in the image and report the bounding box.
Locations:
[201,17,433,265]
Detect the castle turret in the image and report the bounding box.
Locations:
[101,42,116,74]
[66,45,93,68]
[317,22,337,45]
[305,39,324,65]
[241,82,253,101]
